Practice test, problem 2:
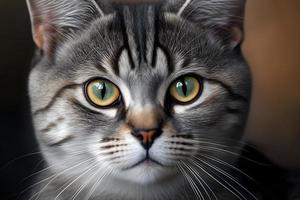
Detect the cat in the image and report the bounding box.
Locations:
[26,0,258,199]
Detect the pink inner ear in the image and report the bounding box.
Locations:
[33,25,45,49]
[230,26,243,48]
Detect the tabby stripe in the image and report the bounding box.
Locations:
[169,152,191,157]
[207,78,248,102]
[226,107,242,114]
[145,6,156,64]
[101,150,124,156]
[169,141,194,146]
[100,138,120,142]
[132,5,148,63]
[118,7,136,70]
[151,4,175,75]
[48,135,74,147]
[110,156,122,162]
[71,98,102,115]
[151,3,160,67]
[33,84,80,116]
[168,147,192,152]
[101,144,127,149]
[95,63,108,73]
[181,57,192,71]
[40,117,64,133]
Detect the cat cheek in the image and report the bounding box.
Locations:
[36,122,73,146]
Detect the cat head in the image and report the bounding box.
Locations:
[27,0,250,195]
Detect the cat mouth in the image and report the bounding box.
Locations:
[125,156,164,170]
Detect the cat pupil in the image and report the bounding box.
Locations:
[176,79,188,97]
[93,82,107,100]
[181,79,188,96]
[101,82,106,99]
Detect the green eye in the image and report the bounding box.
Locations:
[86,79,120,107]
[170,76,201,103]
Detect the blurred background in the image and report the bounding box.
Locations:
[242,0,300,168]
[0,0,299,199]
[0,0,40,199]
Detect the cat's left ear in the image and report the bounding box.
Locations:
[27,0,108,55]
[167,0,246,49]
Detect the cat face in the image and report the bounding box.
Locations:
[27,0,250,197]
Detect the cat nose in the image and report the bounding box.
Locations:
[127,105,165,130]
[132,128,162,150]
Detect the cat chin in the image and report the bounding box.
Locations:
[115,163,176,185]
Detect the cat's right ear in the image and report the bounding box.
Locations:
[26,0,108,56]
[165,0,246,49]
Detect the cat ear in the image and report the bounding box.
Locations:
[27,0,106,55]
[170,0,245,48]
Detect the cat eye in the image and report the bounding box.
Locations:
[85,79,120,107]
[169,75,202,103]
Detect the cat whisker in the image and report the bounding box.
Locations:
[177,162,204,200]
[71,166,103,200]
[84,167,113,200]
[187,159,244,200]
[0,151,42,171]
[4,143,98,172]
[165,154,189,162]
[189,137,265,157]
[17,169,58,199]
[200,154,255,181]
[16,159,46,189]
[188,135,250,146]
[196,141,243,150]
[17,162,52,192]
[181,161,217,200]
[178,145,241,158]
[54,162,99,200]
[28,156,98,200]
[193,157,258,200]
[196,145,269,166]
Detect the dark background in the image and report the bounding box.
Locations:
[0,0,41,199]
[0,0,297,200]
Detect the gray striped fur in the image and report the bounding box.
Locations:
[27,0,257,199]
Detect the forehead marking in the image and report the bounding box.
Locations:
[119,5,159,69]
[146,6,156,65]
[121,7,141,68]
